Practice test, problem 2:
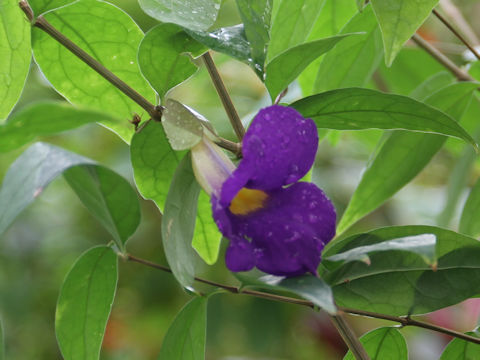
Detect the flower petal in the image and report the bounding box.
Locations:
[214,182,336,276]
[220,105,318,206]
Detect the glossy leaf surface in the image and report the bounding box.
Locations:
[0,0,31,120]
[56,246,117,360]
[344,327,407,360]
[29,0,75,15]
[440,327,480,360]
[32,0,156,142]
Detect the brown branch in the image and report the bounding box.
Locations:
[330,313,371,360]
[202,52,246,141]
[411,33,474,82]
[439,0,480,46]
[432,9,480,61]
[125,253,480,346]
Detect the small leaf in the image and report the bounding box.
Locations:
[161,153,200,288]
[158,296,207,360]
[236,0,273,76]
[185,25,251,64]
[335,83,477,234]
[138,0,220,31]
[32,0,156,142]
[323,225,480,316]
[64,166,141,251]
[313,5,383,92]
[267,0,325,61]
[192,191,221,265]
[327,234,437,267]
[371,0,440,66]
[344,327,408,360]
[460,178,480,238]
[291,87,478,147]
[0,0,31,121]
[440,327,480,360]
[138,24,206,100]
[56,246,118,360]
[266,34,356,101]
[130,120,185,212]
[163,99,205,150]
[0,102,117,153]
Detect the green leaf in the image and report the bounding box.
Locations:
[291,87,477,146]
[29,0,75,15]
[460,178,480,238]
[323,225,480,316]
[344,327,407,360]
[0,319,4,360]
[64,166,141,251]
[192,191,221,265]
[335,83,477,234]
[267,0,325,62]
[313,5,383,92]
[0,0,31,120]
[32,0,156,143]
[0,102,117,153]
[0,143,140,249]
[138,0,220,31]
[326,233,437,267]
[161,153,200,288]
[138,24,206,100]
[130,120,184,212]
[158,296,207,360]
[265,34,355,101]
[440,327,480,360]
[237,274,337,314]
[185,25,250,64]
[371,0,439,66]
[56,246,118,360]
[409,71,454,100]
[236,0,272,76]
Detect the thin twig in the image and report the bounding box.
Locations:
[330,313,370,360]
[125,253,480,346]
[440,0,480,46]
[432,9,480,61]
[202,52,246,141]
[411,33,474,82]
[19,1,162,119]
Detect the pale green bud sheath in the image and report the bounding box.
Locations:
[191,135,236,198]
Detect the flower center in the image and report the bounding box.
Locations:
[229,188,268,215]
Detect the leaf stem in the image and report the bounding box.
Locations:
[330,313,370,360]
[19,1,162,119]
[432,9,480,61]
[202,52,246,141]
[125,253,480,346]
[411,33,474,82]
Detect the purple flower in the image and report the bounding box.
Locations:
[192,105,336,277]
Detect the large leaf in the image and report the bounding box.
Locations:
[0,143,141,250]
[323,226,480,316]
[0,102,117,153]
[265,34,355,101]
[32,0,156,143]
[267,0,325,62]
[0,0,31,120]
[336,83,477,234]
[371,0,439,66]
[291,87,477,146]
[138,0,220,31]
[158,296,207,360]
[130,120,184,212]
[236,0,272,76]
[314,5,383,92]
[29,0,75,15]
[138,24,205,100]
[460,178,480,238]
[186,25,250,64]
[344,327,407,360]
[440,327,480,360]
[56,246,118,360]
[237,274,336,314]
[64,166,141,251]
[161,153,200,288]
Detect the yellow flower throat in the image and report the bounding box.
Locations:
[229,188,268,215]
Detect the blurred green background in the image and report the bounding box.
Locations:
[2,0,480,359]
